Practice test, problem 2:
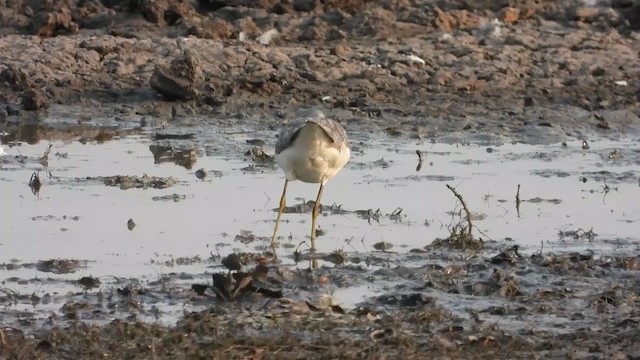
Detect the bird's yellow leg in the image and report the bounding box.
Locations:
[310,183,325,253]
[271,180,288,251]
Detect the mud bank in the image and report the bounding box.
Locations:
[0,0,639,143]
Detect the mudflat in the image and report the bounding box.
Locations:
[1,1,640,359]
[0,0,639,143]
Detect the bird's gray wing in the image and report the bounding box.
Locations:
[307,117,349,149]
[275,109,348,154]
[275,117,307,155]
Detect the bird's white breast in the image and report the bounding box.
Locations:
[275,123,350,184]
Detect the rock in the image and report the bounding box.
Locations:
[524,96,536,107]
[235,17,259,36]
[150,66,196,101]
[0,66,30,91]
[622,3,640,29]
[598,110,640,132]
[127,0,197,26]
[323,0,368,13]
[164,1,196,25]
[31,7,79,37]
[104,60,135,75]
[171,51,202,83]
[257,28,279,45]
[195,0,227,11]
[434,7,478,32]
[149,49,202,101]
[504,34,539,49]
[331,43,348,57]
[22,88,48,111]
[6,104,21,116]
[627,350,640,360]
[75,49,101,65]
[500,7,520,24]
[348,8,398,37]
[429,71,452,86]
[299,26,324,41]
[293,0,317,12]
[188,19,234,39]
[271,2,291,14]
[572,7,601,22]
[326,28,346,40]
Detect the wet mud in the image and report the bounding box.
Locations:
[0,0,639,145]
[2,246,640,359]
[1,0,640,357]
[1,131,640,358]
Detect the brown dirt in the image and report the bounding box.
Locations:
[1,311,638,359]
[0,0,639,143]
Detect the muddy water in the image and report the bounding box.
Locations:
[1,131,639,326]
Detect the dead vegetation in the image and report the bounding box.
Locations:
[35,259,83,274]
[149,143,197,169]
[429,184,483,250]
[558,227,597,241]
[28,172,41,196]
[1,297,639,359]
[101,174,177,190]
[2,246,640,359]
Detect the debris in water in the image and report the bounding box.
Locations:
[149,144,196,169]
[246,139,266,146]
[246,147,274,163]
[491,245,524,265]
[195,168,207,180]
[515,184,521,217]
[55,151,68,159]
[372,157,391,168]
[153,132,195,140]
[373,241,394,252]
[28,172,41,195]
[39,144,52,167]
[204,264,283,301]
[429,184,483,250]
[356,208,381,224]
[416,150,424,171]
[389,207,404,221]
[221,253,242,272]
[127,219,136,231]
[234,231,260,244]
[322,249,347,265]
[36,259,82,274]
[152,194,188,202]
[77,276,101,288]
[102,174,176,190]
[608,149,621,160]
[558,227,597,241]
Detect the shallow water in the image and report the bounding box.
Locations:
[1,130,639,325]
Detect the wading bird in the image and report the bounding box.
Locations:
[271,109,350,252]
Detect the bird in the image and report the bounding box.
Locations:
[271,109,350,253]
